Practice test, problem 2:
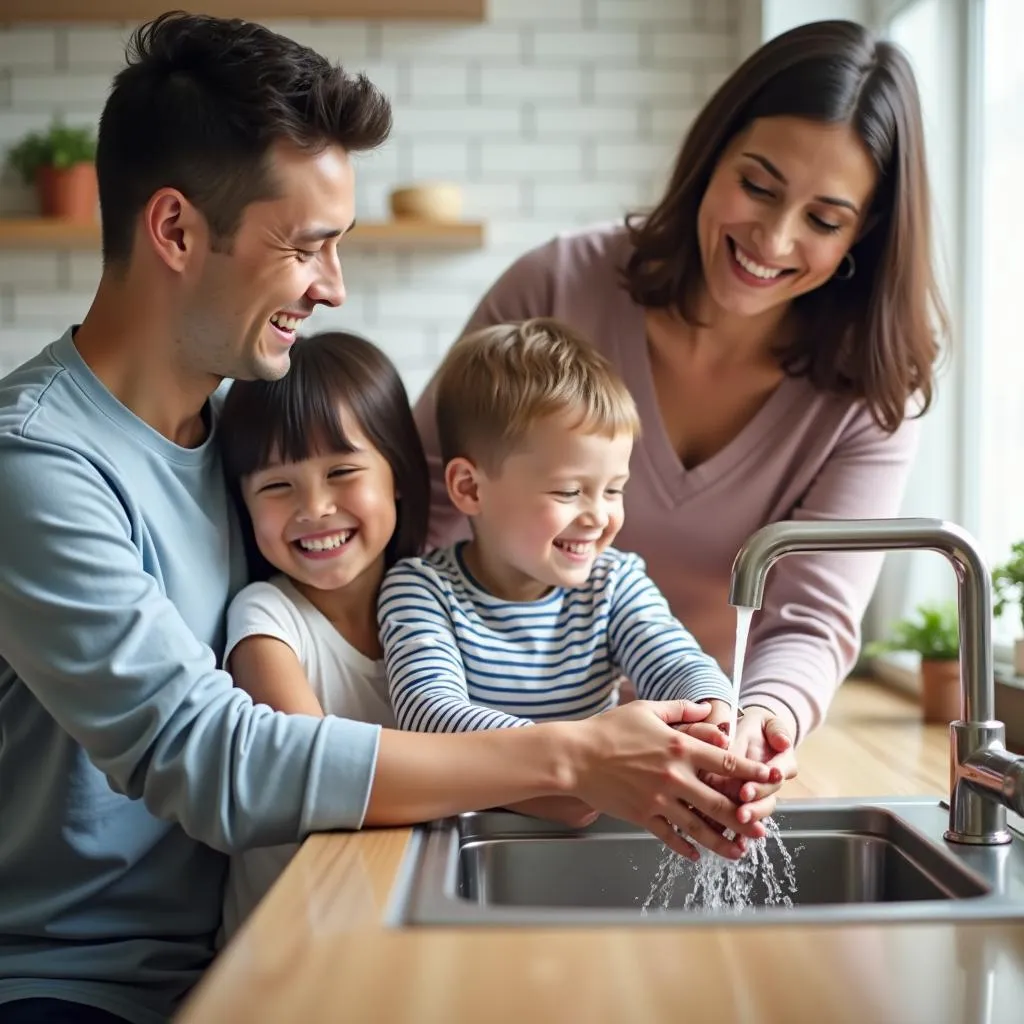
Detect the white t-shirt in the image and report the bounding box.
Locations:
[220,575,394,942]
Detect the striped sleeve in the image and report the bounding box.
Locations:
[377,560,533,733]
[607,555,734,705]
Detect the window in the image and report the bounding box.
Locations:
[977,0,1024,648]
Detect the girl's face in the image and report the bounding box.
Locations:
[696,116,878,321]
[242,402,398,598]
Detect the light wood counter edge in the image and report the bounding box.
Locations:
[177,680,1024,1023]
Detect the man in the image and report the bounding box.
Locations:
[0,13,776,1023]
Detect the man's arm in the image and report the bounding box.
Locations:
[0,440,379,853]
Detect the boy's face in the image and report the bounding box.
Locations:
[451,412,633,602]
[241,403,397,604]
[177,141,356,385]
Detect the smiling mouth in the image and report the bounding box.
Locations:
[553,539,597,560]
[269,312,307,340]
[727,237,796,284]
[293,529,355,557]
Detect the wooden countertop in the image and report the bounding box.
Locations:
[177,680,1024,1023]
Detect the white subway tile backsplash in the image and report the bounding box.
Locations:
[392,103,522,138]
[534,105,640,138]
[68,253,103,293]
[460,181,527,217]
[0,112,55,148]
[380,25,522,60]
[479,67,581,102]
[0,253,60,289]
[0,11,737,382]
[0,327,60,371]
[650,105,699,140]
[349,63,400,100]
[352,142,403,182]
[699,1,736,32]
[532,30,642,63]
[650,30,735,65]
[480,141,582,177]
[593,141,676,176]
[12,291,92,325]
[408,64,471,100]
[10,72,110,110]
[488,0,586,24]
[594,0,697,25]
[263,21,374,62]
[409,140,471,180]
[0,29,58,70]
[485,220,578,252]
[533,180,644,216]
[593,67,697,101]
[65,27,132,71]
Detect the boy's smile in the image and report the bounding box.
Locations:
[456,412,633,602]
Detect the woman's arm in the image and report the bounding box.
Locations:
[741,412,921,742]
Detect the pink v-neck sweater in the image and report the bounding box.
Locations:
[413,224,920,742]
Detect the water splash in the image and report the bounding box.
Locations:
[640,817,799,915]
[727,605,754,746]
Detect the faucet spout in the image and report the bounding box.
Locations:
[728,517,1018,846]
[728,517,994,722]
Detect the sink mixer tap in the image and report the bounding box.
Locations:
[729,517,1024,846]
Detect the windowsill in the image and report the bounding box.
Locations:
[866,653,1024,752]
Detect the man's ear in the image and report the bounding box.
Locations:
[445,457,484,517]
[143,187,208,274]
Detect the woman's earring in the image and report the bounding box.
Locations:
[834,251,856,280]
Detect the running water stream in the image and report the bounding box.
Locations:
[641,605,799,915]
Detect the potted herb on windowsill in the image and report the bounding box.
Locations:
[7,120,98,223]
[993,541,1024,676]
[866,601,960,723]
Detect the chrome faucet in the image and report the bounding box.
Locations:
[729,517,1024,846]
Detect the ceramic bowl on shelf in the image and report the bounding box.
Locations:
[388,182,463,223]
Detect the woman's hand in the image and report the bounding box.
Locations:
[701,702,799,824]
[571,699,783,862]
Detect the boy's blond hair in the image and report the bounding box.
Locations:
[435,317,640,473]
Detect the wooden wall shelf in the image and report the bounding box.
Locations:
[0,1,484,20]
[0,218,486,252]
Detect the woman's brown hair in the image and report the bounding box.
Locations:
[624,19,946,433]
[219,331,430,581]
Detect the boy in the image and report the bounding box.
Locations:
[379,318,734,738]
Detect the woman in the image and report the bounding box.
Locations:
[414,20,946,803]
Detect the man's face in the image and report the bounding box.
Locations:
[179,141,356,383]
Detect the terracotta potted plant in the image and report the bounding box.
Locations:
[7,120,98,223]
[993,541,1024,676]
[867,601,960,723]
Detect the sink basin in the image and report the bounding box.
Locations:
[388,798,1024,927]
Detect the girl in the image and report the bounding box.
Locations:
[216,331,780,938]
[216,330,429,938]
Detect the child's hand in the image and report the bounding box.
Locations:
[674,720,729,748]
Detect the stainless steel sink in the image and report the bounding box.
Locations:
[388,798,1024,927]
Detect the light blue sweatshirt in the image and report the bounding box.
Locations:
[0,330,381,1024]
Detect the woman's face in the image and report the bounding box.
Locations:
[696,116,879,321]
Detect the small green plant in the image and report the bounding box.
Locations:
[993,541,1024,635]
[7,121,97,185]
[865,600,959,661]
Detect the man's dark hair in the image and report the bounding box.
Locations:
[97,10,392,264]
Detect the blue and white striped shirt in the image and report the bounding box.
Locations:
[378,544,734,733]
